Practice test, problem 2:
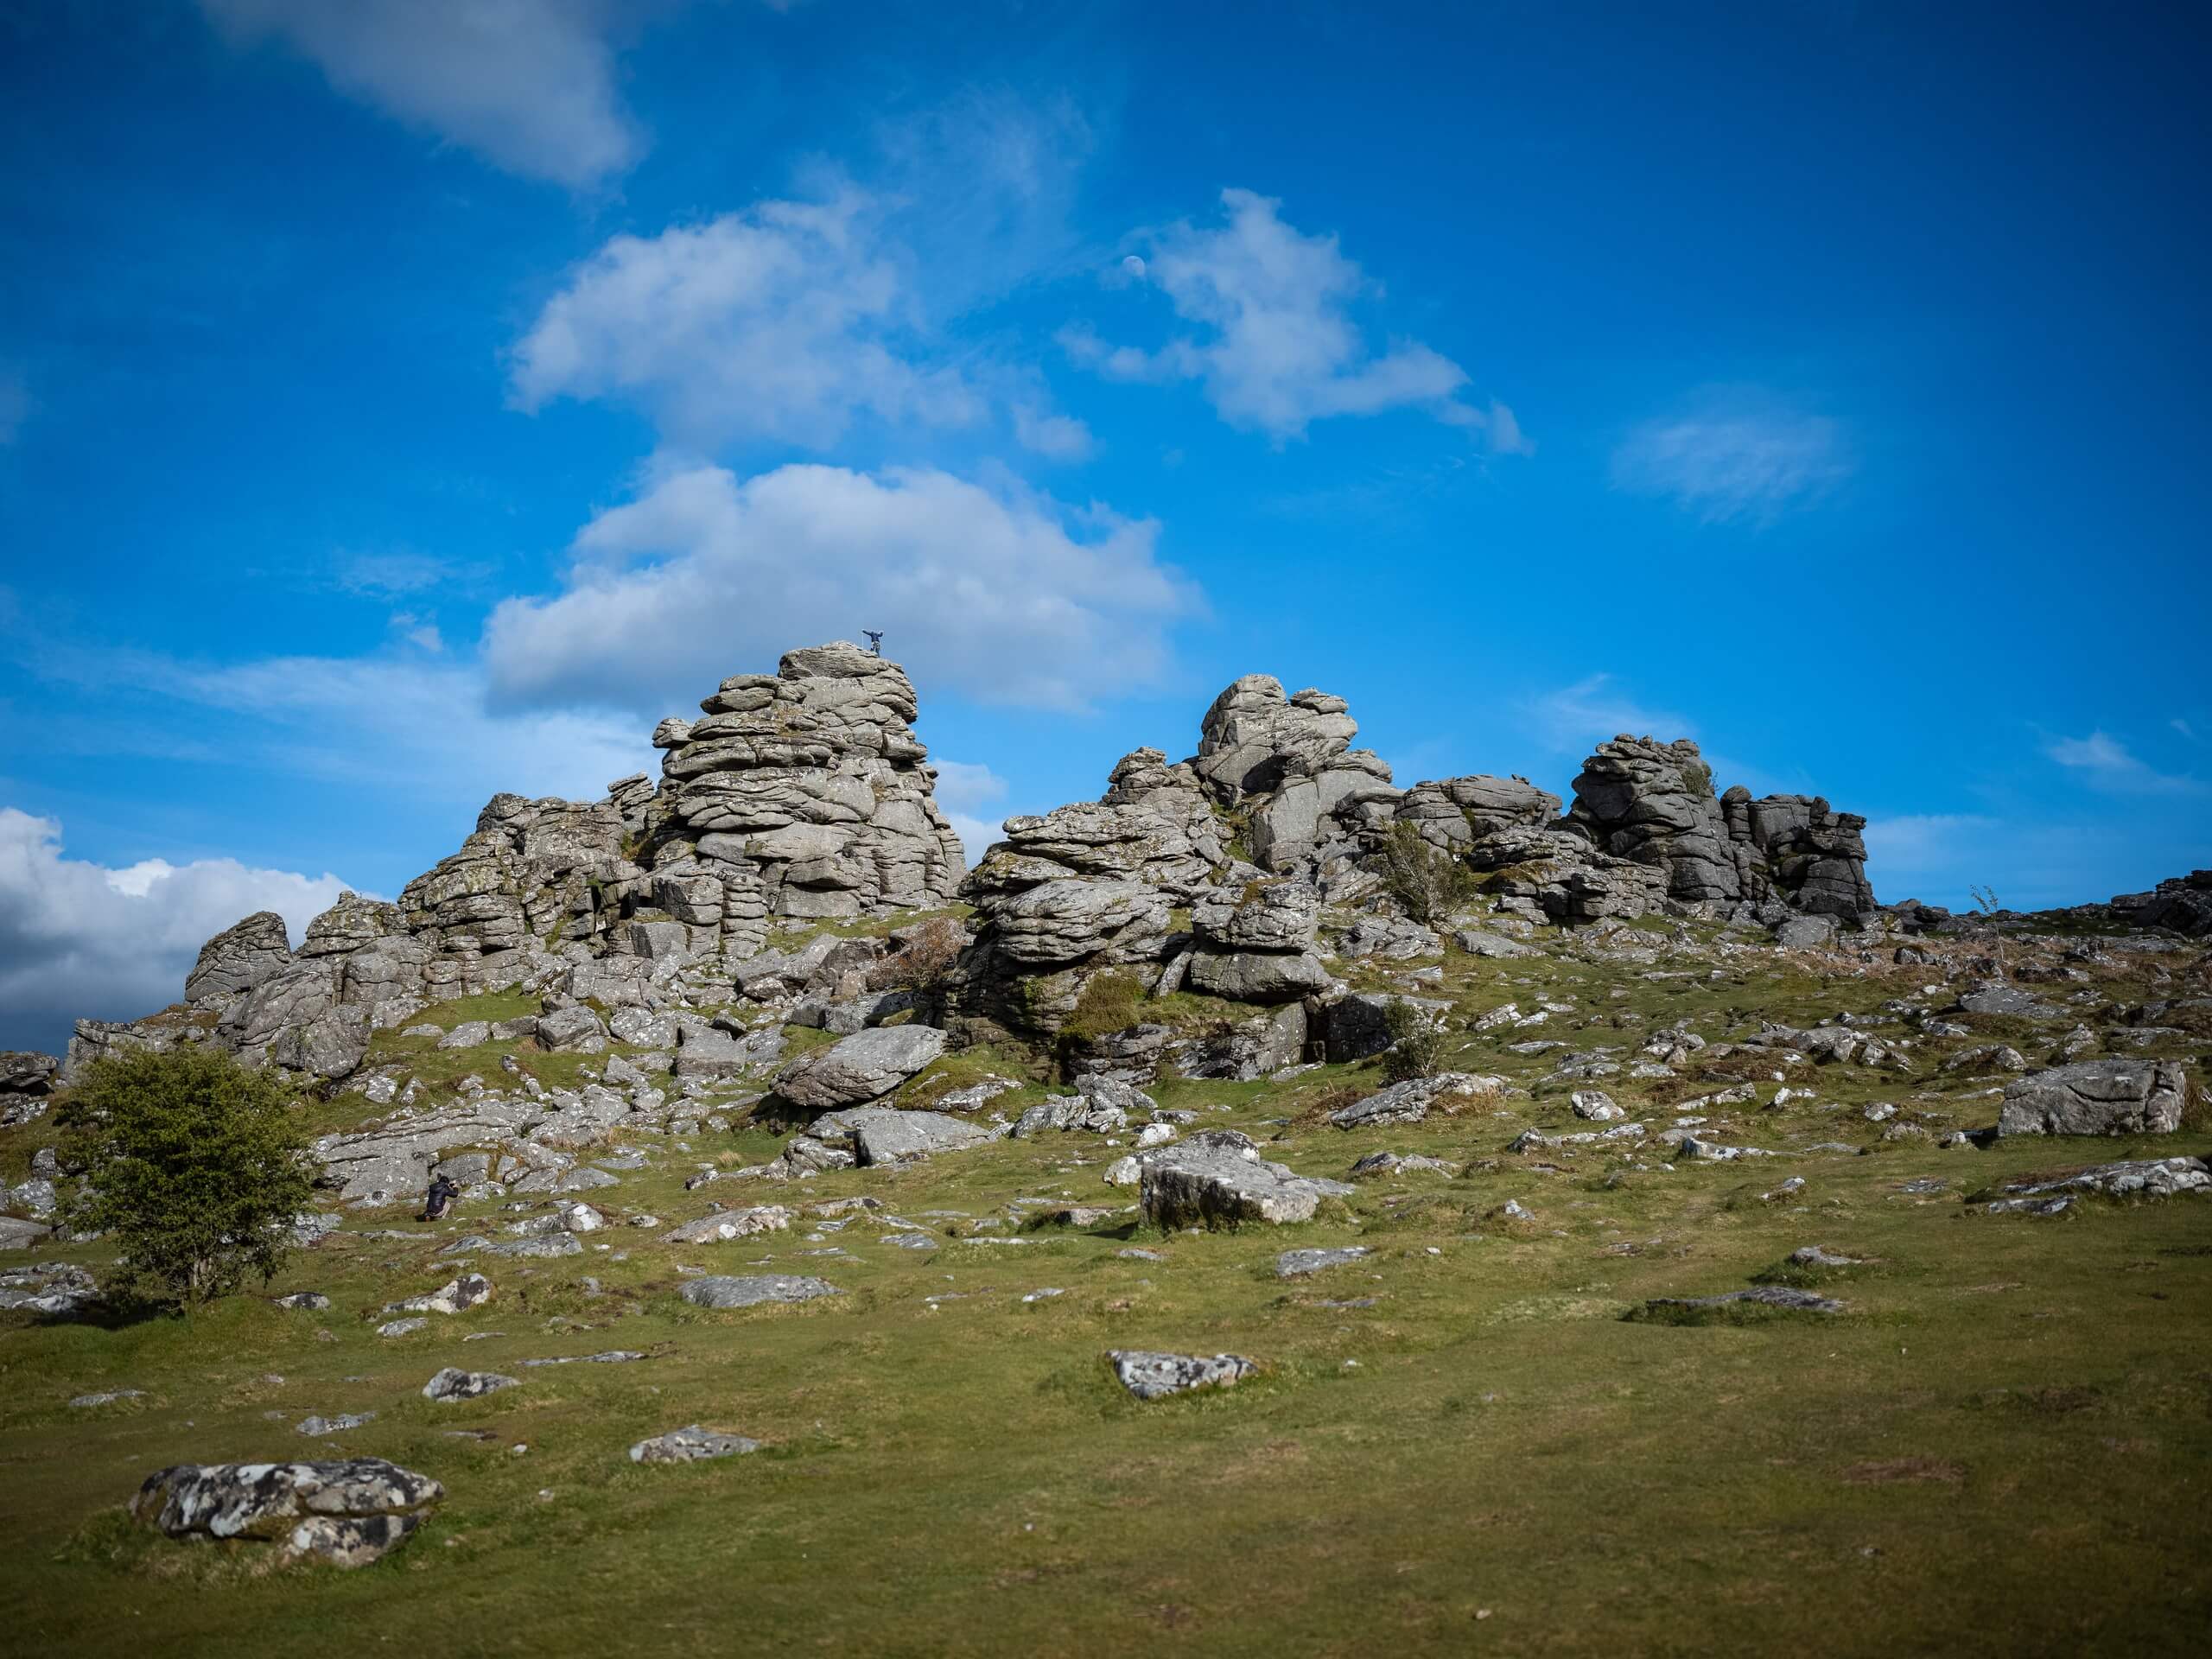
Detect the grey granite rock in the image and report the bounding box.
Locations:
[132,1458,441,1567]
[1106,1349,1257,1401]
[679,1274,842,1310]
[1997,1058,2189,1136]
[630,1426,760,1464]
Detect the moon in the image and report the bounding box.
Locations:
[1120,254,1147,279]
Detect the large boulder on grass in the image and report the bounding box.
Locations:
[132,1459,442,1567]
[774,1025,948,1109]
[1996,1058,2190,1137]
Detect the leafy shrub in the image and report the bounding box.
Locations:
[55,1047,316,1309]
[1376,823,1475,925]
[1381,999,1448,1084]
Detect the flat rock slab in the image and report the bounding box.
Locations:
[662,1206,793,1243]
[1993,1156,2209,1200]
[1141,1144,1353,1230]
[1107,1350,1257,1401]
[1329,1073,1499,1130]
[679,1274,842,1310]
[421,1367,519,1402]
[775,1025,950,1109]
[809,1106,993,1166]
[631,1425,760,1464]
[1957,988,2065,1020]
[1997,1059,2190,1137]
[1641,1286,1845,1319]
[523,1351,645,1367]
[271,1291,330,1310]
[296,1413,376,1437]
[132,1458,442,1567]
[1277,1246,1373,1278]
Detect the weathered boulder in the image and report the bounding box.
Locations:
[421,1368,518,1402]
[1140,1141,1352,1228]
[1996,1059,2190,1137]
[662,1205,793,1243]
[132,1459,442,1566]
[1107,1350,1256,1400]
[678,1274,841,1310]
[774,1025,949,1110]
[807,1105,992,1166]
[631,1426,760,1463]
[1989,1156,2209,1200]
[184,911,296,1005]
[1328,1073,1498,1129]
[0,1051,59,1127]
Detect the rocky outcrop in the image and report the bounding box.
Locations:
[2111,870,2212,937]
[772,1025,949,1111]
[0,1052,58,1127]
[184,911,296,1005]
[1565,735,1875,923]
[638,641,963,944]
[58,643,964,1088]
[1185,880,1330,1002]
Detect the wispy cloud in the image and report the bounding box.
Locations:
[1065,188,1528,451]
[2044,729,2207,796]
[1611,389,1852,525]
[483,461,1196,717]
[1516,673,1694,753]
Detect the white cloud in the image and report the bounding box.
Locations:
[174,654,647,802]
[0,807,357,1052]
[2175,718,2198,742]
[1066,188,1523,448]
[1611,391,1853,525]
[511,92,1098,453]
[1517,674,1694,754]
[2044,730,2206,796]
[510,188,996,448]
[931,759,1011,867]
[1012,403,1096,461]
[482,462,1195,716]
[199,0,658,188]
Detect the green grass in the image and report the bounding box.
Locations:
[3,925,2209,1656]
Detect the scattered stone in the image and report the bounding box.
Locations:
[272,1291,331,1310]
[521,1351,646,1367]
[1787,1246,1862,1268]
[774,1025,950,1109]
[296,1413,376,1437]
[1640,1286,1845,1318]
[1106,1350,1257,1401]
[1571,1090,1624,1122]
[377,1318,429,1338]
[630,1426,760,1464]
[1276,1246,1372,1277]
[1990,1157,2209,1201]
[1328,1072,1500,1130]
[661,1206,794,1243]
[1021,1287,1067,1302]
[678,1274,842,1310]
[68,1389,148,1408]
[388,1273,493,1316]
[421,1367,519,1402]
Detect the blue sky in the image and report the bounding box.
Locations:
[2,0,2208,1052]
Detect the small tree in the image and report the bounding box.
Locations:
[1969,884,2008,983]
[1376,823,1476,926]
[55,1046,316,1309]
[1381,999,1448,1084]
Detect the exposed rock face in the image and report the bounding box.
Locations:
[1565,736,1876,922]
[60,643,964,1088]
[184,911,296,1005]
[132,1459,442,1567]
[641,642,963,944]
[678,1274,841,1310]
[1996,1059,2190,1137]
[2111,869,2212,937]
[1185,879,1330,1003]
[0,1052,59,1127]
